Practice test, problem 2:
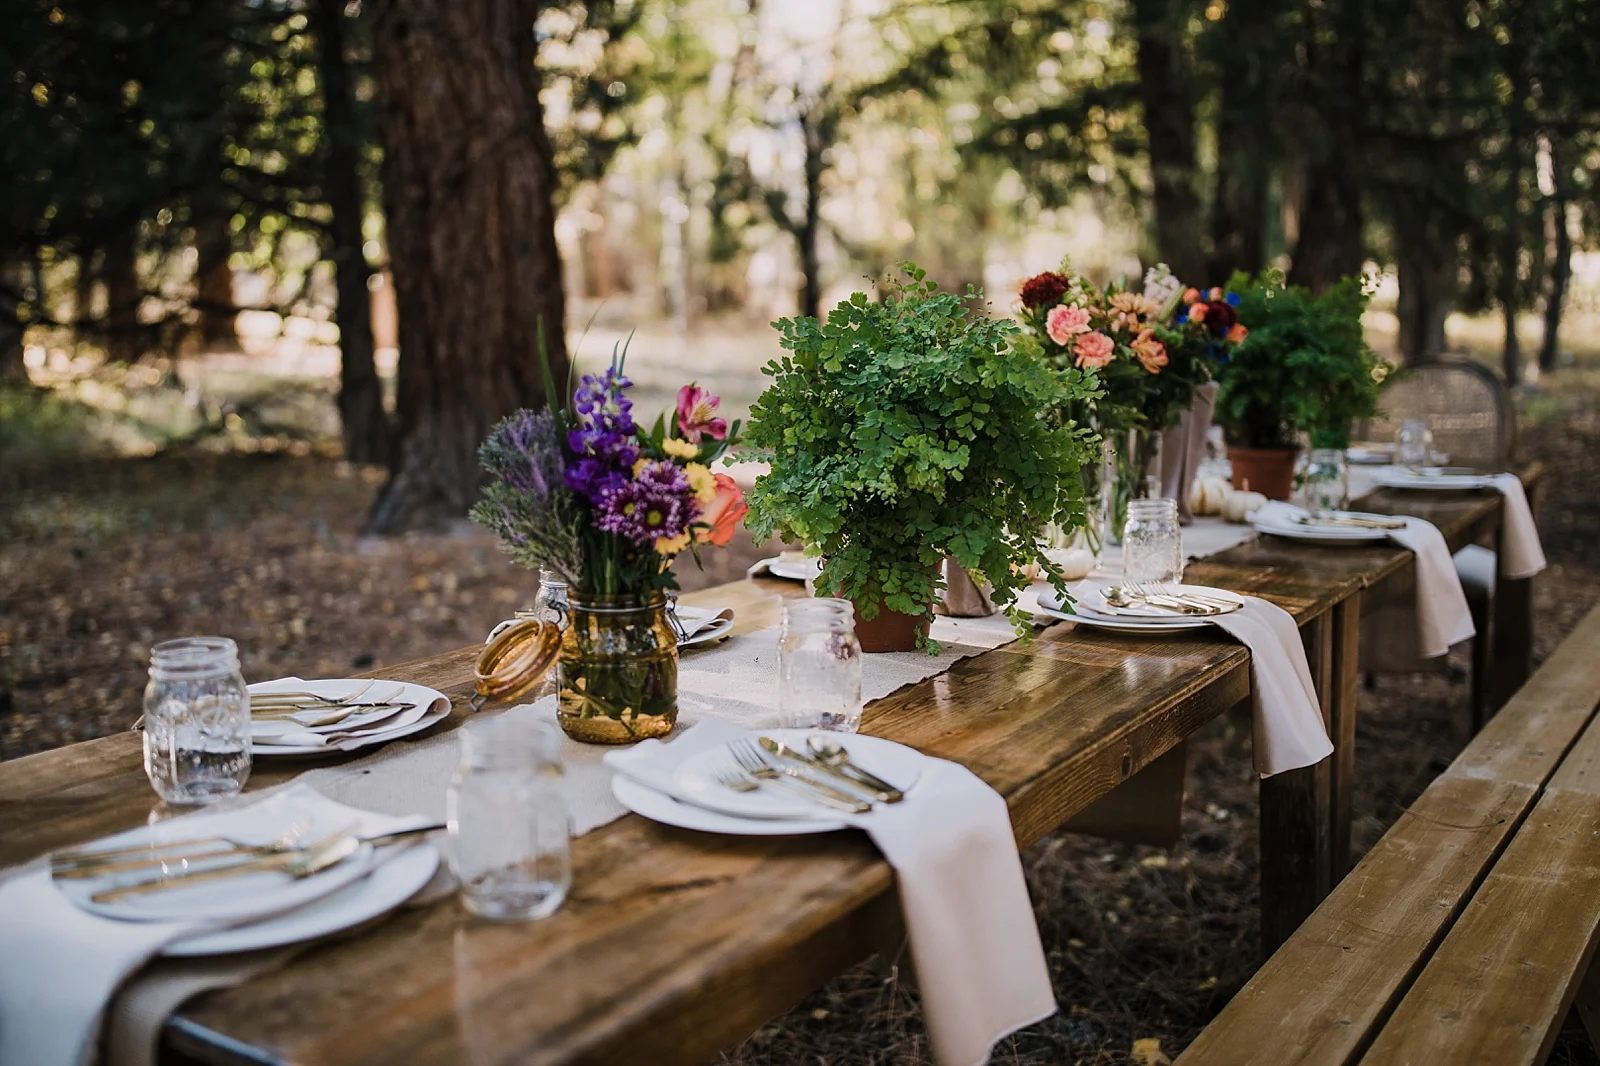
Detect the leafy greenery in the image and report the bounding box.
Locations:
[744,264,1100,647]
[1215,272,1391,450]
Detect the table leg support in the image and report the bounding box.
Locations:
[1259,612,1336,956]
[1489,480,1541,711]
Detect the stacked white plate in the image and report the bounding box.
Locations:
[1374,466,1498,490]
[1252,504,1397,544]
[51,790,439,956]
[250,678,451,756]
[1036,584,1245,633]
[611,729,926,836]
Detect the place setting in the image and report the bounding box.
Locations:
[249,677,452,756]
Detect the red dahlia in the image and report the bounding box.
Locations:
[1020,272,1072,309]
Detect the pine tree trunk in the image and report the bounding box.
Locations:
[0,262,27,386]
[1133,0,1204,282]
[1206,0,1270,280]
[1288,162,1363,294]
[311,0,391,466]
[1396,235,1455,361]
[797,109,823,320]
[1540,199,1571,373]
[193,212,237,348]
[1502,298,1521,386]
[102,228,142,364]
[366,0,569,533]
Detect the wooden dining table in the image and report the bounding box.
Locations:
[0,466,1543,1066]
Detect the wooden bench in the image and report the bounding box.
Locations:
[1176,600,1600,1066]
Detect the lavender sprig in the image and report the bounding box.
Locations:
[470,409,583,582]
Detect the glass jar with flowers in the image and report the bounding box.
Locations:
[1016,262,1240,544]
[471,346,746,743]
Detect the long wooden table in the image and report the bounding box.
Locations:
[0,469,1543,1066]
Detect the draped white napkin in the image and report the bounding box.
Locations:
[1489,474,1547,578]
[1256,502,1475,658]
[605,722,1057,1066]
[1039,585,1331,776]
[0,788,424,1066]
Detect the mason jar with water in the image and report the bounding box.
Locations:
[142,637,252,804]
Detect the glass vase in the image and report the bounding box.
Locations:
[1104,429,1163,544]
[557,593,678,744]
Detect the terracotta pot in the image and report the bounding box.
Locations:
[851,603,932,653]
[1228,446,1300,501]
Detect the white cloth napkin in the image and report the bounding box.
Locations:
[1256,502,1475,658]
[605,725,1057,1066]
[0,787,426,1066]
[1039,584,1331,776]
[672,604,735,638]
[1490,474,1547,578]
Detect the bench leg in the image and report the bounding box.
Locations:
[1489,481,1539,711]
[1259,611,1336,956]
[1574,958,1600,1053]
[1469,588,1493,732]
[1328,595,1361,880]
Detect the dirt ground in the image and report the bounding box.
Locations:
[2,381,1598,1065]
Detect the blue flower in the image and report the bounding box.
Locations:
[1225,291,1241,306]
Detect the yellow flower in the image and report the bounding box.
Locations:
[655,531,691,556]
[662,437,699,460]
[684,462,717,503]
[632,457,650,478]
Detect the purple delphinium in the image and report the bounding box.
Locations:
[593,460,698,545]
[567,369,637,461]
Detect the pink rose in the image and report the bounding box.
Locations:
[675,384,728,444]
[1073,331,1116,369]
[1045,304,1092,346]
[1131,329,1168,373]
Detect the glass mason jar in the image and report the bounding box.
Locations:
[142,637,251,805]
[778,598,863,733]
[528,570,569,702]
[1123,498,1184,586]
[557,593,678,743]
[447,715,571,921]
[1395,418,1432,468]
[1304,448,1350,513]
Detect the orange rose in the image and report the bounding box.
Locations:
[1227,323,1249,343]
[696,473,748,546]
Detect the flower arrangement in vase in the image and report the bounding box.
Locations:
[1016,262,1243,540]
[1214,271,1391,499]
[744,263,1100,652]
[471,345,746,742]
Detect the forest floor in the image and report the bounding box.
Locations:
[2,362,1598,1064]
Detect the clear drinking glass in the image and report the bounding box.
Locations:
[1123,498,1184,586]
[447,715,571,921]
[1304,448,1350,513]
[142,637,251,805]
[1395,419,1432,468]
[778,598,863,733]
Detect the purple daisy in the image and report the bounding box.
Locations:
[593,461,699,545]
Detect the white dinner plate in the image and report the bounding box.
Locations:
[1252,511,1395,543]
[1373,466,1496,491]
[612,776,845,835]
[766,560,811,581]
[1035,603,1214,633]
[671,730,926,821]
[58,806,379,924]
[249,678,451,756]
[164,843,440,956]
[1075,584,1246,621]
[1346,444,1395,465]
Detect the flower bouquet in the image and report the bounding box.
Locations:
[1016,262,1245,541]
[471,345,746,742]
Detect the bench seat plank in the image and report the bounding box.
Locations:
[1177,603,1600,1066]
[1360,787,1600,1066]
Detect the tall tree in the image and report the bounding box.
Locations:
[1131,0,1204,281]
[366,0,569,532]
[308,0,390,465]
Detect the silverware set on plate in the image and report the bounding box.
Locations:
[1101,584,1240,617]
[1296,511,1408,531]
[715,736,907,814]
[50,820,445,901]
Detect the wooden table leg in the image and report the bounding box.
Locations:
[1259,611,1335,956]
[1489,481,1541,711]
[1328,594,1361,880]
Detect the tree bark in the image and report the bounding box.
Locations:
[0,262,27,386]
[1396,232,1455,360]
[1288,162,1363,293]
[102,226,143,364]
[193,212,237,348]
[310,0,391,466]
[367,0,569,533]
[1133,0,1204,282]
[797,108,823,320]
[1206,0,1274,281]
[1540,200,1571,373]
[1286,0,1364,293]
